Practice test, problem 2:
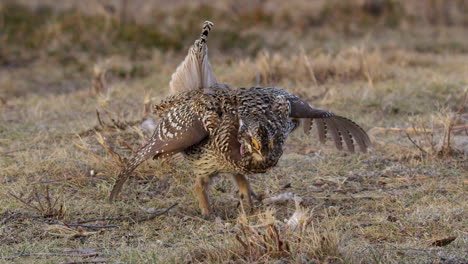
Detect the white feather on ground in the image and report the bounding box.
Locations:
[264,192,303,205]
[286,195,308,230]
[140,118,157,134]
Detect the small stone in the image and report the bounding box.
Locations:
[308,185,323,192]
[313,179,325,186]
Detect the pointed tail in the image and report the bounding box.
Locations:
[108,140,160,202]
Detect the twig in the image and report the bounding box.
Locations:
[117,136,136,153]
[451,124,468,131]
[8,192,42,212]
[1,146,35,155]
[96,110,104,127]
[33,187,46,214]
[419,122,435,154]
[59,259,108,264]
[69,203,178,227]
[372,127,433,133]
[0,212,20,226]
[5,248,109,260]
[192,228,237,242]
[446,89,467,150]
[302,50,318,88]
[405,132,427,155]
[308,86,330,101]
[72,140,111,163]
[95,132,124,165]
[131,202,178,223]
[77,217,128,224]
[77,118,144,137]
[64,223,119,229]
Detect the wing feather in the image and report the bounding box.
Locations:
[288,97,370,152]
[323,118,343,151]
[315,119,327,143]
[303,118,312,134]
[109,113,208,202]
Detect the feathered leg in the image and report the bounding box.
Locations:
[194,175,212,218]
[233,174,254,210]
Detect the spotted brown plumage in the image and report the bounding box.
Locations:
[108,21,371,218]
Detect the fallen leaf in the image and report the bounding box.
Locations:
[432,236,457,247]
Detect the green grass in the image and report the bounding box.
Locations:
[1,1,467,263]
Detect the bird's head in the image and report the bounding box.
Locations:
[238,119,274,163]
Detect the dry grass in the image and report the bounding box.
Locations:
[1,1,467,263]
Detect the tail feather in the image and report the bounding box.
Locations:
[108,141,160,202]
[314,116,370,153]
[169,21,217,95]
[288,96,371,153]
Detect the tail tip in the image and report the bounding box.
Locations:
[203,21,214,28]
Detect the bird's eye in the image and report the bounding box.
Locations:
[251,137,260,150]
[269,139,274,148]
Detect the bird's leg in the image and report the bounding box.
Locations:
[194,175,211,219]
[233,174,253,210]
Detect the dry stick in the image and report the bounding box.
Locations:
[171,210,210,223]
[95,132,123,165]
[59,259,108,264]
[66,203,179,229]
[33,188,46,214]
[447,89,468,149]
[6,252,100,260]
[5,248,110,260]
[452,124,468,131]
[96,109,105,127]
[72,141,110,163]
[117,136,136,153]
[1,134,46,155]
[64,223,119,229]
[131,202,178,224]
[5,202,177,230]
[371,127,433,133]
[45,187,51,211]
[8,192,42,213]
[420,122,436,154]
[77,216,129,224]
[405,132,427,155]
[77,110,144,137]
[2,146,35,155]
[51,188,65,213]
[101,108,127,130]
[302,51,318,88]
[0,212,20,226]
[191,228,237,242]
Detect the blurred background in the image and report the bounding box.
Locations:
[1,0,467,98]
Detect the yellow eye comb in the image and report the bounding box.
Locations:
[251,137,260,150]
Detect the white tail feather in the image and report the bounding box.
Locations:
[169,21,217,95]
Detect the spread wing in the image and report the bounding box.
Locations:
[169,21,217,94]
[109,107,208,202]
[288,97,371,153]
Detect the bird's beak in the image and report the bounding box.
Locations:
[252,149,266,162]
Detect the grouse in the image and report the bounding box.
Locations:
[109,21,371,218]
